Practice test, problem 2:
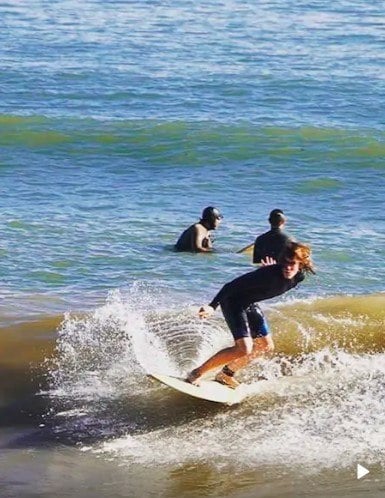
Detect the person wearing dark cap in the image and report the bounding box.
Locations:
[174,206,223,253]
[252,209,293,265]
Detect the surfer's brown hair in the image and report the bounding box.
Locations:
[280,242,315,274]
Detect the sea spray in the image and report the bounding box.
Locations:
[49,285,228,400]
[46,288,385,474]
[97,349,385,474]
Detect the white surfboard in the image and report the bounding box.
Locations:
[149,373,246,405]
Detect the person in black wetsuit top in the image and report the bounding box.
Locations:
[253,209,293,265]
[187,242,315,388]
[175,206,223,253]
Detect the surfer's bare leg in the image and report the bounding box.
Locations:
[186,337,253,385]
[225,335,275,373]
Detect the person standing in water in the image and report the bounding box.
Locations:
[174,206,223,253]
[187,242,315,388]
[252,209,293,264]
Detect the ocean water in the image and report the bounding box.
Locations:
[1,1,384,497]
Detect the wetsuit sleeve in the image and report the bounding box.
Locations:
[208,267,267,309]
[208,282,232,310]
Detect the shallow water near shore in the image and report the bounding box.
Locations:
[2,293,385,497]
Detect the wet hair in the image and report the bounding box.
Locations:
[269,209,286,228]
[279,242,315,274]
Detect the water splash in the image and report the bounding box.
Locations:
[46,289,385,474]
[97,349,385,474]
[49,284,229,399]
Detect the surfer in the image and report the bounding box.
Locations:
[174,206,223,253]
[187,242,315,388]
[252,209,293,264]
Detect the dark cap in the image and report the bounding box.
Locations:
[202,206,223,221]
[269,209,286,226]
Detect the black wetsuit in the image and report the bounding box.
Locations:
[208,264,304,340]
[253,228,292,264]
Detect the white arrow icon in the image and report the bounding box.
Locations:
[357,464,369,479]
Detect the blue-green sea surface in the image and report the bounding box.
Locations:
[1,2,384,498]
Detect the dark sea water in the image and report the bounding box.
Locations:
[1,1,384,497]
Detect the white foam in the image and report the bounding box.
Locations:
[48,289,385,474]
[95,350,385,474]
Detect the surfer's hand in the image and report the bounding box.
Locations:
[198,305,214,319]
[261,256,276,266]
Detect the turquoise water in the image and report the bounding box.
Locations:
[1,0,384,315]
[1,1,384,314]
[1,2,385,497]
[1,119,384,315]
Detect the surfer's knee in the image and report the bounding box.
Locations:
[235,337,253,355]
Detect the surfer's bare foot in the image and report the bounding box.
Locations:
[186,368,202,386]
[215,371,240,389]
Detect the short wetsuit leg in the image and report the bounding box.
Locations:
[246,303,270,338]
[220,301,250,340]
